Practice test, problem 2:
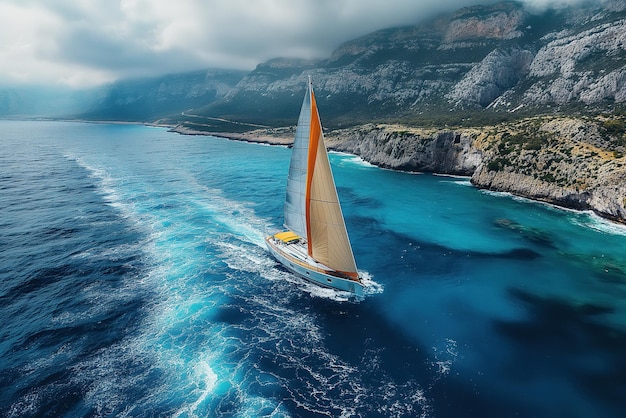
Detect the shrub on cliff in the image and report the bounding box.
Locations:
[603,119,625,136]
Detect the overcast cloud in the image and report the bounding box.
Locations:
[0,0,600,87]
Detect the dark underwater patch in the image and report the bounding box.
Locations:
[494,288,626,412]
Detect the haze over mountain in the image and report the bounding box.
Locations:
[186,0,625,130]
[0,0,592,88]
[0,0,623,126]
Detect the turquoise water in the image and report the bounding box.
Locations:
[1,120,625,417]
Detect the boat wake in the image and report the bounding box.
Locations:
[51,152,425,417]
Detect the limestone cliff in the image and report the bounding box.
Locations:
[322,116,626,223]
[326,125,481,175]
[470,116,626,222]
[523,19,626,106]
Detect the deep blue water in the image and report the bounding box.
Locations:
[1,120,626,417]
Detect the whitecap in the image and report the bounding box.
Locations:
[331,152,377,168]
[172,359,218,418]
[571,211,626,236]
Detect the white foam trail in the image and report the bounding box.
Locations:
[480,187,626,235]
[195,194,266,247]
[62,151,416,416]
[215,240,276,275]
[434,173,471,180]
[60,154,234,414]
[361,271,383,296]
[451,179,474,187]
[67,154,141,223]
[237,397,288,417]
[170,170,268,248]
[172,359,218,418]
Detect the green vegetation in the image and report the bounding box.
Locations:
[602,118,626,136]
[396,108,534,129]
[487,157,511,172]
[497,126,555,152]
[358,45,495,69]
[176,118,262,134]
[476,113,626,190]
[575,48,626,74]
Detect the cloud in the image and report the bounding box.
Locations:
[520,0,594,11]
[0,0,607,88]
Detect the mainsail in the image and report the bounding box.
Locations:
[283,82,311,239]
[283,78,358,278]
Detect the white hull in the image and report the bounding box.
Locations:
[266,235,364,296]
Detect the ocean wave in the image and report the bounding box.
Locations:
[571,211,626,236]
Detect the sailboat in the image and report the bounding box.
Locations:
[265,77,364,296]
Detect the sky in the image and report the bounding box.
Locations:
[0,0,598,88]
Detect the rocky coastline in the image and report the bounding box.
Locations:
[172,115,626,224]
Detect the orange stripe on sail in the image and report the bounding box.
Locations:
[305,86,321,256]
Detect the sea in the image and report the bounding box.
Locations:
[1,120,625,417]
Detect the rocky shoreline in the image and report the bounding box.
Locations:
[171,115,626,224]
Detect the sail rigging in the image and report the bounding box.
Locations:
[283,78,357,277]
[267,77,362,294]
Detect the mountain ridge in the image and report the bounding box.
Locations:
[184,0,625,129]
[4,1,624,126]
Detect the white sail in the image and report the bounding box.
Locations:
[283,84,311,239]
[283,79,357,277]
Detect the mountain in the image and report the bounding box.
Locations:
[3,1,624,222]
[4,1,623,127]
[0,69,247,122]
[79,69,247,123]
[187,0,626,129]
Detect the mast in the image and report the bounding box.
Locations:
[304,80,358,278]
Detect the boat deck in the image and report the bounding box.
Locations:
[266,234,360,282]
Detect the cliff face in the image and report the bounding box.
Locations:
[470,116,626,221]
[443,3,526,42]
[326,125,482,175]
[447,47,534,107]
[523,19,626,106]
[324,115,626,223]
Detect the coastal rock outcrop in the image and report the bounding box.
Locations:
[468,117,626,222]
[324,116,626,223]
[326,125,482,175]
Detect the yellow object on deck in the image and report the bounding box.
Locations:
[274,231,301,243]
